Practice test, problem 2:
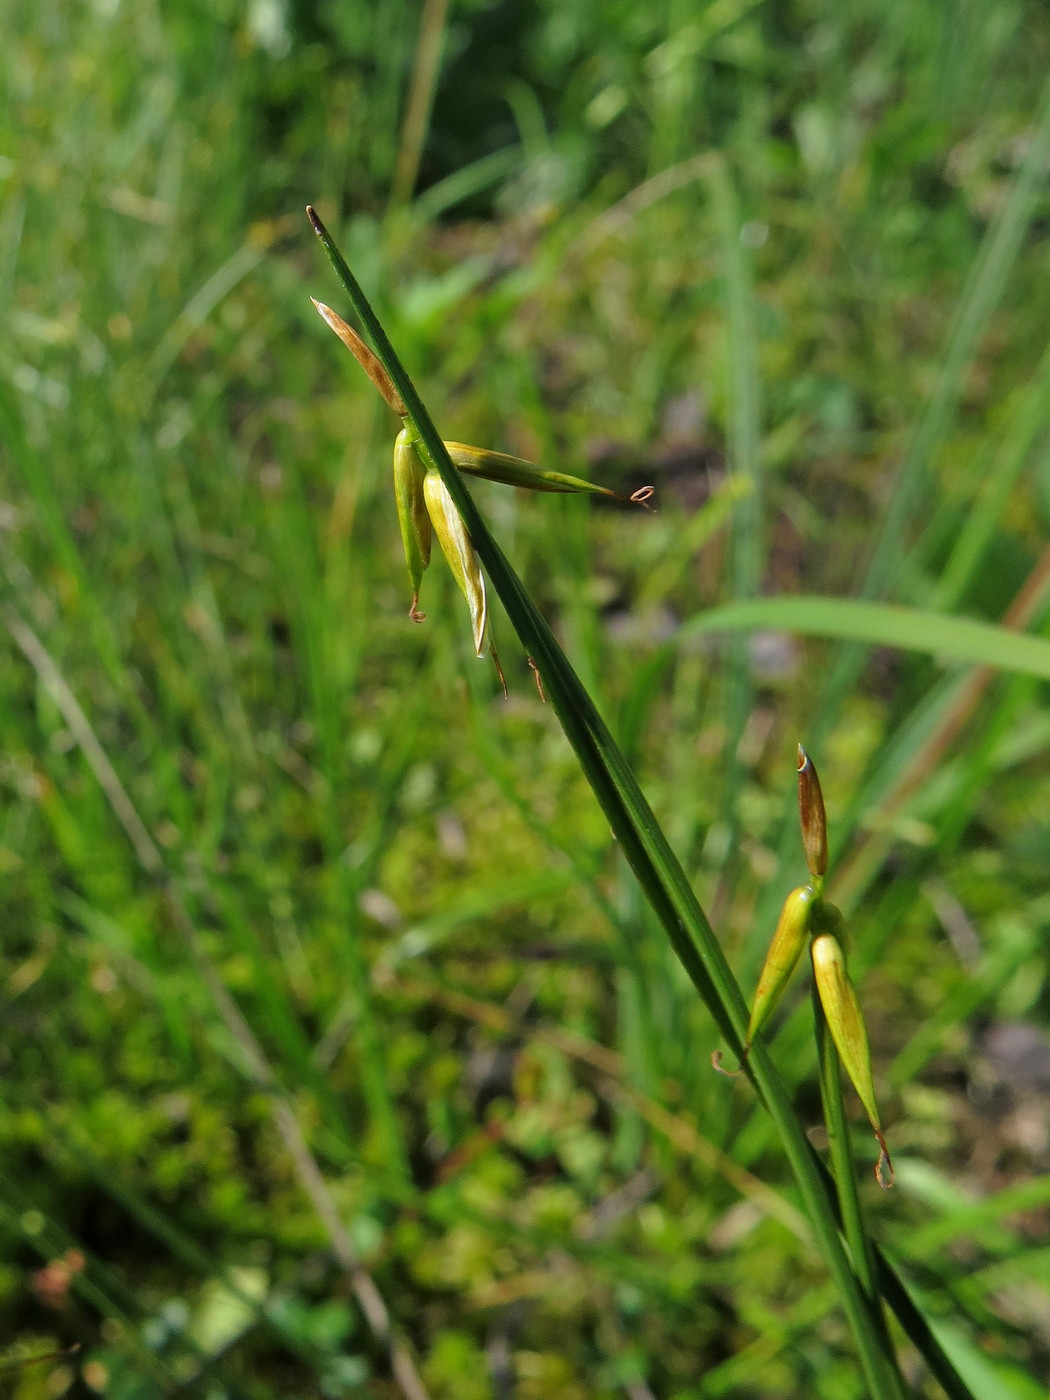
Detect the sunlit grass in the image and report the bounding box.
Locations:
[3,1,1050,1396]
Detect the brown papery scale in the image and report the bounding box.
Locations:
[797,744,828,883]
[310,298,407,416]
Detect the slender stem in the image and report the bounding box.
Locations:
[812,991,912,1394]
[814,985,881,1294]
[813,985,910,1395]
[306,207,967,1400]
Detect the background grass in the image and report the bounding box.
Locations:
[3,1,1050,1396]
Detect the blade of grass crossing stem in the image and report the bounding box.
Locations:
[307,207,973,1400]
[690,587,1050,975]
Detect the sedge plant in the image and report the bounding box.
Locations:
[312,296,652,691]
[716,746,897,1344]
[307,205,977,1400]
[720,746,893,1190]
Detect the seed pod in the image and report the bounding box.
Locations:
[797,744,828,884]
[810,924,893,1188]
[311,298,407,416]
[393,429,432,621]
[745,885,817,1051]
[423,470,505,692]
[444,441,651,505]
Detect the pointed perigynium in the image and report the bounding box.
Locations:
[810,904,894,1188]
[422,468,506,693]
[745,885,816,1052]
[310,298,654,507]
[714,748,894,1188]
[311,288,651,690]
[712,883,816,1075]
[393,428,432,621]
[797,745,828,885]
[444,441,653,505]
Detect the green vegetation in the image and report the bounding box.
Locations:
[3,2,1050,1397]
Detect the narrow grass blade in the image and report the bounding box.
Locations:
[389,0,451,208]
[683,595,1050,679]
[931,342,1050,612]
[709,159,763,858]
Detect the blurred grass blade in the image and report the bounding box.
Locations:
[308,206,973,1400]
[814,74,1050,728]
[709,159,762,847]
[920,1323,1045,1400]
[684,595,1050,679]
[711,161,763,608]
[932,342,1050,611]
[390,0,451,208]
[862,74,1050,607]
[406,148,521,226]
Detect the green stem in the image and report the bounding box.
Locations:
[813,982,905,1386]
[307,207,967,1400]
[814,985,878,1290]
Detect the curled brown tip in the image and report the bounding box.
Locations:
[306,205,323,232]
[711,1049,745,1078]
[630,485,656,510]
[797,743,807,771]
[873,1133,894,1189]
[527,656,547,703]
[409,596,426,623]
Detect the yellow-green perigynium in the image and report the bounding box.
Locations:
[313,297,652,688]
[445,442,655,504]
[809,906,892,1188]
[392,428,432,623]
[422,463,494,665]
[723,748,893,1187]
[393,426,504,688]
[745,884,816,1049]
